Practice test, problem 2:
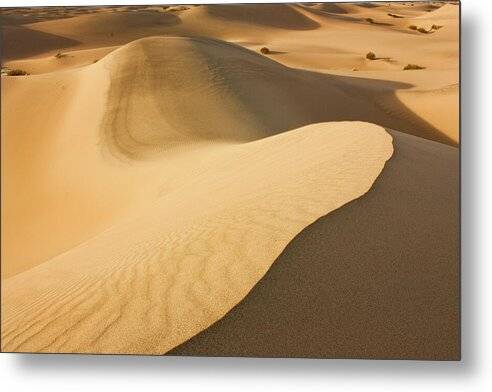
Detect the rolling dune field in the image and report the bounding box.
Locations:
[1,2,459,359]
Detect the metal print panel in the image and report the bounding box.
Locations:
[0,1,460,359]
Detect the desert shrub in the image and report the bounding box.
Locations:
[7,69,28,76]
[365,17,374,23]
[409,25,418,30]
[431,24,443,30]
[403,64,425,70]
[260,47,270,55]
[168,6,189,12]
[417,27,428,33]
[54,52,66,58]
[387,13,403,18]
[366,51,377,60]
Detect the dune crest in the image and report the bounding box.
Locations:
[1,120,393,354]
[198,4,320,30]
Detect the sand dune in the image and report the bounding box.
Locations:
[2,35,457,281]
[2,3,459,147]
[26,10,181,39]
[395,83,459,143]
[1,25,80,61]
[0,3,459,358]
[302,3,349,14]
[5,45,118,74]
[198,4,320,30]
[1,120,392,354]
[170,129,459,360]
[2,36,394,355]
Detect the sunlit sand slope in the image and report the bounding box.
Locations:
[1,36,393,354]
[1,121,392,354]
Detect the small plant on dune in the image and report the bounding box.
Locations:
[417,27,429,33]
[54,52,66,59]
[409,25,418,30]
[387,13,403,18]
[93,59,98,63]
[431,24,443,30]
[260,47,270,55]
[366,51,377,60]
[365,17,375,23]
[403,64,425,70]
[6,68,28,76]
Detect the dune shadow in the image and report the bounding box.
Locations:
[261,65,457,146]
[169,130,459,359]
[205,4,321,30]
[1,25,81,61]
[355,2,382,9]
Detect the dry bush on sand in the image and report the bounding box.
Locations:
[403,64,425,70]
[6,69,28,76]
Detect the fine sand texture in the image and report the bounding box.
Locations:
[1,2,459,358]
[170,130,459,360]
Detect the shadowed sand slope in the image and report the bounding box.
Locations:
[199,4,320,30]
[1,25,80,61]
[100,37,455,159]
[22,10,181,44]
[170,130,459,360]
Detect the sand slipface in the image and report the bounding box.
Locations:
[170,130,459,360]
[1,3,459,358]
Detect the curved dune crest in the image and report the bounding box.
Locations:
[99,36,446,160]
[26,10,181,39]
[1,121,393,354]
[303,3,349,15]
[100,36,292,158]
[170,130,459,360]
[4,36,408,281]
[199,4,320,30]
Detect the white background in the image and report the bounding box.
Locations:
[0,0,490,391]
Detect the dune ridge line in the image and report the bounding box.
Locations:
[1,118,393,354]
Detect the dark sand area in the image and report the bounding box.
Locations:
[170,130,459,360]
